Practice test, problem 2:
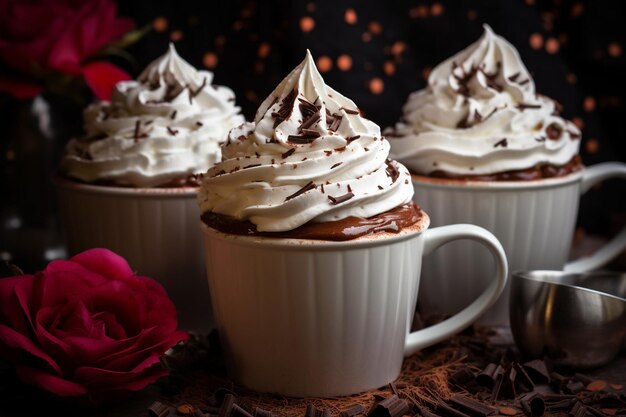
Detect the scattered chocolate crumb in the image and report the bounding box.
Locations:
[494,138,508,148]
[385,160,400,182]
[378,185,383,190]
[282,148,296,159]
[346,135,361,143]
[167,126,179,136]
[171,110,177,119]
[196,121,204,127]
[133,120,142,140]
[535,136,546,142]
[330,162,343,169]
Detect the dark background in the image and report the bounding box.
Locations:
[117,0,625,237]
[1,0,625,269]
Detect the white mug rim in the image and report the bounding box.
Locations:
[54,175,198,198]
[411,168,584,191]
[199,212,431,250]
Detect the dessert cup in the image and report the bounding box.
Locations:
[56,176,211,332]
[413,162,626,326]
[201,216,508,397]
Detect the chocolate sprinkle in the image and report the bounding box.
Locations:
[285,181,316,201]
[271,89,298,128]
[133,120,142,140]
[243,164,261,169]
[508,72,520,82]
[328,192,354,205]
[494,138,508,148]
[281,148,296,158]
[288,135,318,144]
[346,135,361,143]
[196,121,203,127]
[167,126,178,136]
[189,77,208,99]
[385,160,400,182]
[330,162,343,169]
[340,106,359,115]
[170,110,177,119]
[517,103,542,110]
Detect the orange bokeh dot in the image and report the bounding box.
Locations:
[409,5,429,18]
[467,10,478,21]
[609,42,623,57]
[203,52,218,69]
[431,3,444,16]
[306,2,316,13]
[170,30,183,42]
[233,20,244,31]
[368,21,383,35]
[245,90,258,103]
[255,61,264,74]
[391,41,407,56]
[583,96,596,112]
[572,117,585,129]
[384,61,396,76]
[566,72,577,84]
[215,35,226,48]
[526,0,536,4]
[258,42,271,58]
[369,78,384,95]
[545,38,560,54]
[300,16,315,32]
[571,2,584,17]
[337,54,353,71]
[362,32,372,43]
[317,56,333,73]
[153,16,168,32]
[529,33,543,50]
[585,138,599,154]
[345,8,357,25]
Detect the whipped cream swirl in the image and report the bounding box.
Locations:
[61,44,244,187]
[198,51,414,232]
[388,25,581,176]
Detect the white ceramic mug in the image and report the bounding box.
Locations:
[55,177,212,333]
[201,214,508,397]
[413,162,626,326]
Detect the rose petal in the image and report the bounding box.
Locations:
[0,75,42,99]
[70,249,133,281]
[83,61,131,100]
[16,365,88,397]
[0,324,62,374]
[0,275,35,334]
[74,353,163,388]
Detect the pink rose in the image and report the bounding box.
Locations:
[0,249,188,406]
[0,0,134,100]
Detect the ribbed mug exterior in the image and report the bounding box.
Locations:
[412,172,582,326]
[202,225,425,397]
[55,177,212,332]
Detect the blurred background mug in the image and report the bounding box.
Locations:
[413,162,626,326]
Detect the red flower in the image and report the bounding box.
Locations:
[0,0,134,100]
[0,249,188,406]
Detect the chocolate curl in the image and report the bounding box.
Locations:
[219,393,236,417]
[477,363,499,387]
[253,407,278,417]
[519,393,545,417]
[232,404,254,417]
[449,367,475,387]
[523,360,550,384]
[340,404,365,417]
[148,401,172,417]
[368,394,411,417]
[449,394,496,417]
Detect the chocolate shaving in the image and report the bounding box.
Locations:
[170,110,177,119]
[523,360,550,384]
[281,148,295,158]
[330,162,343,169]
[517,103,541,110]
[508,72,520,82]
[449,394,496,417]
[218,394,235,417]
[486,80,503,92]
[340,106,359,115]
[346,135,361,143]
[285,181,316,201]
[328,192,354,205]
[519,79,530,85]
[385,160,400,182]
[535,136,546,142]
[167,126,178,136]
[494,138,508,148]
[546,123,563,140]
[568,130,581,139]
[243,164,261,169]
[301,128,320,137]
[288,135,318,144]
[189,77,208,99]
[196,121,204,127]
[271,89,298,128]
[133,120,144,141]
[253,407,278,417]
[474,110,483,123]
[148,401,171,417]
[451,64,478,97]
[369,395,411,417]
[339,404,363,417]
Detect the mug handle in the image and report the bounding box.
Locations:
[404,224,508,356]
[564,162,626,273]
